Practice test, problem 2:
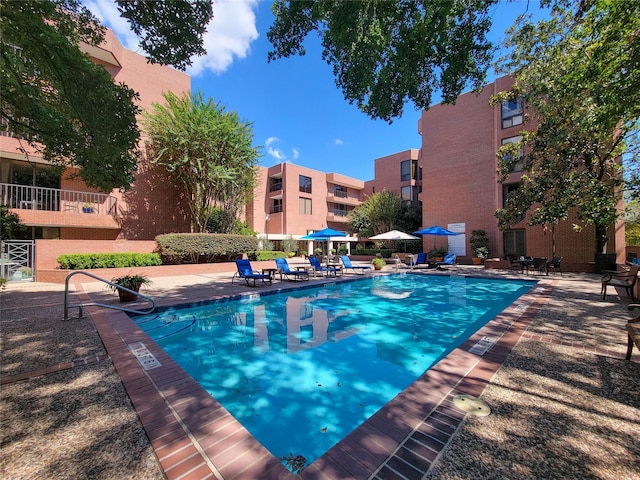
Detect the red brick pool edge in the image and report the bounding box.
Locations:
[86,279,557,480]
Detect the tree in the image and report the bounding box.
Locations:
[267,0,495,122]
[0,205,28,240]
[493,0,640,255]
[0,0,213,192]
[143,91,260,233]
[348,190,403,237]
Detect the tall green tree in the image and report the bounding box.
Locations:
[143,91,260,233]
[267,0,496,122]
[348,190,403,236]
[0,0,213,192]
[493,0,639,255]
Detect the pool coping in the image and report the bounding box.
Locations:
[84,274,555,480]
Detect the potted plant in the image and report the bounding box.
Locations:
[470,229,490,265]
[82,202,94,213]
[109,273,151,302]
[427,247,447,262]
[371,257,386,270]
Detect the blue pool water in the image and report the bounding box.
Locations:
[133,274,535,469]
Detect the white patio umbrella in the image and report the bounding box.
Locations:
[370,230,420,252]
[370,230,419,241]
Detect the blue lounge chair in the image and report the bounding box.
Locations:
[275,258,310,281]
[411,253,433,269]
[309,256,341,277]
[340,255,372,274]
[435,253,457,269]
[232,259,272,287]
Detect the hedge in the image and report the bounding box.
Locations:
[155,233,258,264]
[57,253,162,270]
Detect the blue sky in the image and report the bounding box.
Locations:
[87,0,543,181]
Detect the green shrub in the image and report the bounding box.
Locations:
[56,253,162,270]
[155,233,258,264]
[351,248,395,258]
[248,250,287,261]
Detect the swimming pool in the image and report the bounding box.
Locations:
[133,273,535,471]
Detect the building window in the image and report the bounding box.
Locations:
[299,175,312,194]
[401,160,417,181]
[503,229,526,258]
[299,197,312,215]
[269,177,282,192]
[272,198,282,213]
[501,136,524,172]
[501,98,523,129]
[334,185,347,198]
[503,183,521,208]
[401,185,417,204]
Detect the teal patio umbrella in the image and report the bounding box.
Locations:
[413,225,459,249]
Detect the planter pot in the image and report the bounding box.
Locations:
[82,207,93,213]
[118,287,140,302]
[472,257,483,265]
[373,265,383,270]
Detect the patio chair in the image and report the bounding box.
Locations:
[339,255,372,274]
[625,304,640,360]
[435,253,457,270]
[547,256,563,275]
[275,258,310,281]
[308,256,341,277]
[601,264,640,302]
[529,257,549,275]
[232,259,272,287]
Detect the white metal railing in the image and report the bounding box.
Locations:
[0,183,118,216]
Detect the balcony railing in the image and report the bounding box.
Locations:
[1,183,118,217]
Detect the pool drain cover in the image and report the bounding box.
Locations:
[453,394,491,417]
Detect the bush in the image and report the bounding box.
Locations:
[427,247,448,259]
[57,253,162,270]
[351,248,394,258]
[155,233,258,264]
[248,250,287,261]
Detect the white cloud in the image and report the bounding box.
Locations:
[265,137,298,162]
[187,0,260,76]
[334,138,344,145]
[85,0,260,76]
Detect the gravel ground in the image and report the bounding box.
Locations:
[1,269,639,479]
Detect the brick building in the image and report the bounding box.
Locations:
[417,75,625,269]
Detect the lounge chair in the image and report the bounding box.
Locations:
[411,253,432,269]
[601,264,640,302]
[275,258,310,281]
[232,259,272,287]
[340,255,372,274]
[309,256,341,277]
[435,253,457,270]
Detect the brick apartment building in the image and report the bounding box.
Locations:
[417,75,625,270]
[1,29,192,243]
[0,27,624,278]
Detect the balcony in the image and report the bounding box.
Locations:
[1,183,120,229]
[326,193,362,206]
[326,209,350,223]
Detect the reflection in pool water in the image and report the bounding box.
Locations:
[133,274,535,469]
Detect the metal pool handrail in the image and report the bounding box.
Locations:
[63,270,156,320]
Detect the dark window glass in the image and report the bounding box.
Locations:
[299,175,312,194]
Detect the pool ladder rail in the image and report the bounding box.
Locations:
[63,270,156,321]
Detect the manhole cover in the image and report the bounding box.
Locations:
[453,394,491,417]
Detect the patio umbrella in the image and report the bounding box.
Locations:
[301,228,347,255]
[413,225,459,248]
[369,229,419,252]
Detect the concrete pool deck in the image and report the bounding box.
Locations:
[1,266,639,479]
